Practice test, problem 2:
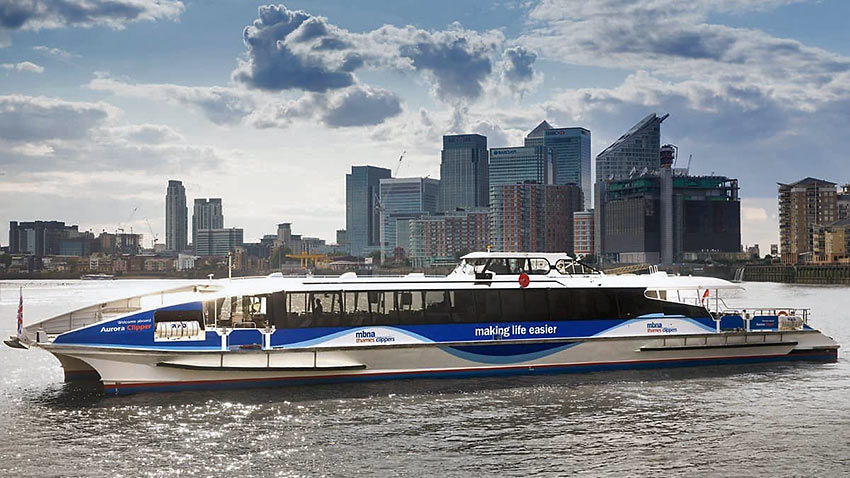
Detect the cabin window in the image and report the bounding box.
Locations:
[423,290,451,323]
[269,292,287,328]
[154,308,204,327]
[309,292,344,327]
[474,289,501,322]
[368,291,398,326]
[524,289,549,321]
[397,291,425,323]
[549,289,619,320]
[450,290,476,323]
[528,259,551,275]
[617,289,657,318]
[500,289,525,322]
[288,292,310,327]
[344,292,370,326]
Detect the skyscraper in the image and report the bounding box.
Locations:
[594,113,668,258]
[438,134,488,212]
[193,198,224,249]
[346,165,392,257]
[165,180,187,252]
[596,113,668,181]
[488,146,551,190]
[379,177,440,256]
[525,121,592,209]
[544,128,592,209]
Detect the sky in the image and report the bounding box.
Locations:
[1,0,849,250]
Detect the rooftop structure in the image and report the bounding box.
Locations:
[596,113,668,182]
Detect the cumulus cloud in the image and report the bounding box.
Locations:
[500,46,537,84]
[1,60,43,73]
[0,94,114,142]
[233,5,356,92]
[322,86,402,127]
[0,0,184,33]
[233,4,507,103]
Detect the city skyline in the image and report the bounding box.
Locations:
[2,1,850,249]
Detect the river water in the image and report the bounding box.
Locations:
[0,280,847,477]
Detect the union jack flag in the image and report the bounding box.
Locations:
[16,288,23,339]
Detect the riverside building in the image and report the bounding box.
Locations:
[778,177,839,263]
[194,228,244,257]
[598,172,741,264]
[408,208,490,268]
[490,183,582,253]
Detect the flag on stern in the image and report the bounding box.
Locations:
[16,288,23,340]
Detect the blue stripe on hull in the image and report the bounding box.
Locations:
[104,349,837,396]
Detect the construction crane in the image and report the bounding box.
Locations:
[117,207,138,234]
[394,150,406,176]
[144,217,159,249]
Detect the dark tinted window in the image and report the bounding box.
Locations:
[154,308,203,325]
[344,291,370,326]
[549,289,619,320]
[524,289,549,322]
[369,291,398,326]
[451,290,476,323]
[500,289,525,322]
[268,292,287,328]
[397,291,425,324]
[423,290,452,324]
[474,290,501,322]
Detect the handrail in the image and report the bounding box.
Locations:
[720,307,810,323]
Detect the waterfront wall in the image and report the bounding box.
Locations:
[741,264,850,285]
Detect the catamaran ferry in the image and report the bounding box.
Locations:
[5,252,839,395]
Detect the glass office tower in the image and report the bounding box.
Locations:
[438,134,488,212]
[346,166,392,257]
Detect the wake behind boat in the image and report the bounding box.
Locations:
[6,252,839,395]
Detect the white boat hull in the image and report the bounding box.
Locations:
[45,329,838,395]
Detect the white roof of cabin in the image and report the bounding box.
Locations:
[461,251,573,262]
